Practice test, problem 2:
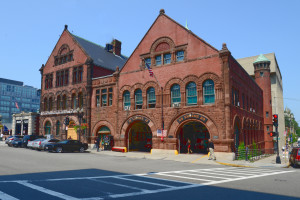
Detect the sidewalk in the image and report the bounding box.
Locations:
[89,149,290,168]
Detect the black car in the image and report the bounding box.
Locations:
[44,140,88,153]
[6,135,23,147]
[22,135,44,148]
[11,138,23,147]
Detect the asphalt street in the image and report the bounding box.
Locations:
[0,145,299,200]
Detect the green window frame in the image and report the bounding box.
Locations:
[147,87,156,108]
[203,79,215,104]
[186,82,197,105]
[171,84,181,104]
[135,89,143,110]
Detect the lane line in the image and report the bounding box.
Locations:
[0,190,19,200]
[16,181,81,200]
[190,154,208,163]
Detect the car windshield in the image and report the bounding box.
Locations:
[58,140,69,144]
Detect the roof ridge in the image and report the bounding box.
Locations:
[71,33,105,49]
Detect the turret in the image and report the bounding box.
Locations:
[253,54,273,150]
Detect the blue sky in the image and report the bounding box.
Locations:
[1,0,299,121]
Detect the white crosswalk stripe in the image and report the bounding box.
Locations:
[0,167,294,200]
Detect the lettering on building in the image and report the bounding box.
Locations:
[127,115,150,125]
[177,113,208,124]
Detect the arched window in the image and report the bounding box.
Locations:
[171,84,181,106]
[203,79,215,104]
[57,95,61,110]
[123,90,130,109]
[135,89,143,110]
[78,92,83,108]
[44,121,51,135]
[147,87,156,108]
[62,94,67,110]
[49,97,53,111]
[56,121,60,136]
[71,93,77,109]
[186,82,197,105]
[44,97,48,111]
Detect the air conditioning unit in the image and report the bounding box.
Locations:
[172,102,181,108]
[124,106,130,111]
[250,108,252,112]
[237,102,240,107]
[253,109,255,113]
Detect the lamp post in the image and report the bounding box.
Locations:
[76,107,84,142]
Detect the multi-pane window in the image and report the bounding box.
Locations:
[163,53,171,64]
[147,87,156,108]
[266,111,269,118]
[186,82,197,105]
[171,84,181,105]
[135,89,143,109]
[155,55,162,66]
[123,90,131,109]
[176,51,184,62]
[45,74,53,89]
[96,88,113,107]
[203,80,215,104]
[55,53,73,66]
[145,58,151,67]
[73,66,83,84]
[56,69,69,87]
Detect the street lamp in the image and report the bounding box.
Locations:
[76,107,84,142]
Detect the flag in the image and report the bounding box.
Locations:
[145,63,153,77]
[15,102,19,109]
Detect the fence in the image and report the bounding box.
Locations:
[235,148,276,161]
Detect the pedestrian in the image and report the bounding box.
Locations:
[0,133,3,141]
[208,139,216,160]
[187,139,192,154]
[96,136,100,152]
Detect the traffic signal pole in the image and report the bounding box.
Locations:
[275,125,281,164]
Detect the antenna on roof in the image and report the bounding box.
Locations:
[185,20,189,30]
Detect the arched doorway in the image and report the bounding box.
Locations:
[67,120,77,140]
[44,121,51,135]
[177,121,210,154]
[126,121,152,152]
[96,126,111,147]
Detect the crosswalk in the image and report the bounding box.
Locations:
[0,167,293,200]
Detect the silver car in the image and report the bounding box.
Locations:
[38,138,60,151]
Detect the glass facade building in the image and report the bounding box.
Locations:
[0,78,40,130]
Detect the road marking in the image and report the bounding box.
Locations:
[176,171,231,180]
[16,181,80,200]
[155,173,213,182]
[191,170,245,178]
[0,191,18,200]
[190,154,208,163]
[113,176,175,188]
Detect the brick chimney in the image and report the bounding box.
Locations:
[112,39,121,56]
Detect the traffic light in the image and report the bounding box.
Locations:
[272,114,278,127]
[65,117,69,125]
[269,132,277,137]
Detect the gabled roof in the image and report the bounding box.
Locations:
[71,34,127,71]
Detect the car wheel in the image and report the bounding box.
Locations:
[56,147,63,153]
[79,147,85,153]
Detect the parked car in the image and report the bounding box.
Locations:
[38,138,60,151]
[290,147,300,167]
[44,140,88,153]
[22,135,44,148]
[11,138,23,147]
[27,139,37,149]
[31,138,46,150]
[5,135,23,147]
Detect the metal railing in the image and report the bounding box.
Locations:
[235,148,275,161]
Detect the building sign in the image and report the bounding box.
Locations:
[127,115,150,125]
[177,113,208,124]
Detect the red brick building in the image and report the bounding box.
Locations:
[39,25,126,143]
[90,9,269,159]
